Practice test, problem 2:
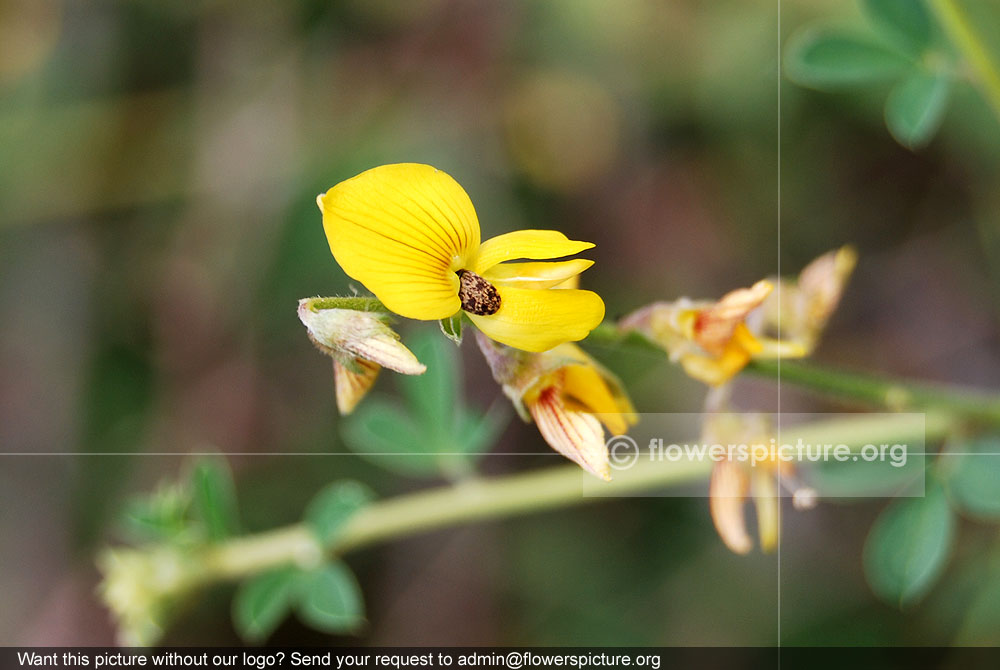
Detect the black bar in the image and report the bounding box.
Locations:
[3,647,999,670]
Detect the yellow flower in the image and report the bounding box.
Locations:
[317,163,605,352]
[702,412,815,554]
[297,299,426,414]
[761,246,858,354]
[620,280,805,386]
[477,332,637,480]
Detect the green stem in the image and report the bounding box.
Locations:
[930,0,1000,121]
[200,413,951,583]
[586,321,671,354]
[745,359,1000,426]
[586,322,1000,427]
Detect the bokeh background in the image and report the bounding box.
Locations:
[2,0,1000,646]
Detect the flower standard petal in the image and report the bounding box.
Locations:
[471,229,594,274]
[318,163,480,320]
[797,245,857,334]
[467,286,605,352]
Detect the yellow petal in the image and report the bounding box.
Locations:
[694,280,773,355]
[528,386,610,480]
[751,469,780,553]
[471,230,594,274]
[709,461,752,554]
[481,259,593,289]
[553,274,580,290]
[318,164,480,320]
[467,286,605,352]
[333,359,380,415]
[680,348,750,386]
[558,351,637,436]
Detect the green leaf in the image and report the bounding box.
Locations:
[863,0,933,55]
[456,406,509,456]
[296,562,365,634]
[398,329,460,439]
[784,28,913,88]
[439,313,463,345]
[121,484,191,543]
[803,451,924,498]
[190,456,241,542]
[341,398,442,475]
[884,69,951,149]
[304,481,374,547]
[342,327,490,477]
[233,568,299,643]
[864,480,955,606]
[946,437,1000,520]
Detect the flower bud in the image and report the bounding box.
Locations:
[298,300,426,414]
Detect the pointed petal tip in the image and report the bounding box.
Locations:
[710,461,753,555]
[334,359,380,415]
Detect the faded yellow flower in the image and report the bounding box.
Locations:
[702,412,816,554]
[762,246,858,354]
[620,280,805,386]
[476,332,636,480]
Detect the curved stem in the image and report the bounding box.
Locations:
[200,413,951,583]
[930,0,1000,121]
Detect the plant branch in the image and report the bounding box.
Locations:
[930,0,1000,121]
[745,359,1000,426]
[199,413,951,584]
[585,321,1000,426]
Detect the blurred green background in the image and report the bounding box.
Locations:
[2,0,1000,646]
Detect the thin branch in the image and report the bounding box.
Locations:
[930,0,1000,122]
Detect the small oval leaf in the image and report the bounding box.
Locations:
[304,481,374,548]
[785,28,913,88]
[232,568,299,643]
[297,562,365,634]
[947,437,1000,520]
[884,69,951,149]
[342,398,441,475]
[864,480,955,606]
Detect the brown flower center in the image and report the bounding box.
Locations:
[457,269,501,316]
